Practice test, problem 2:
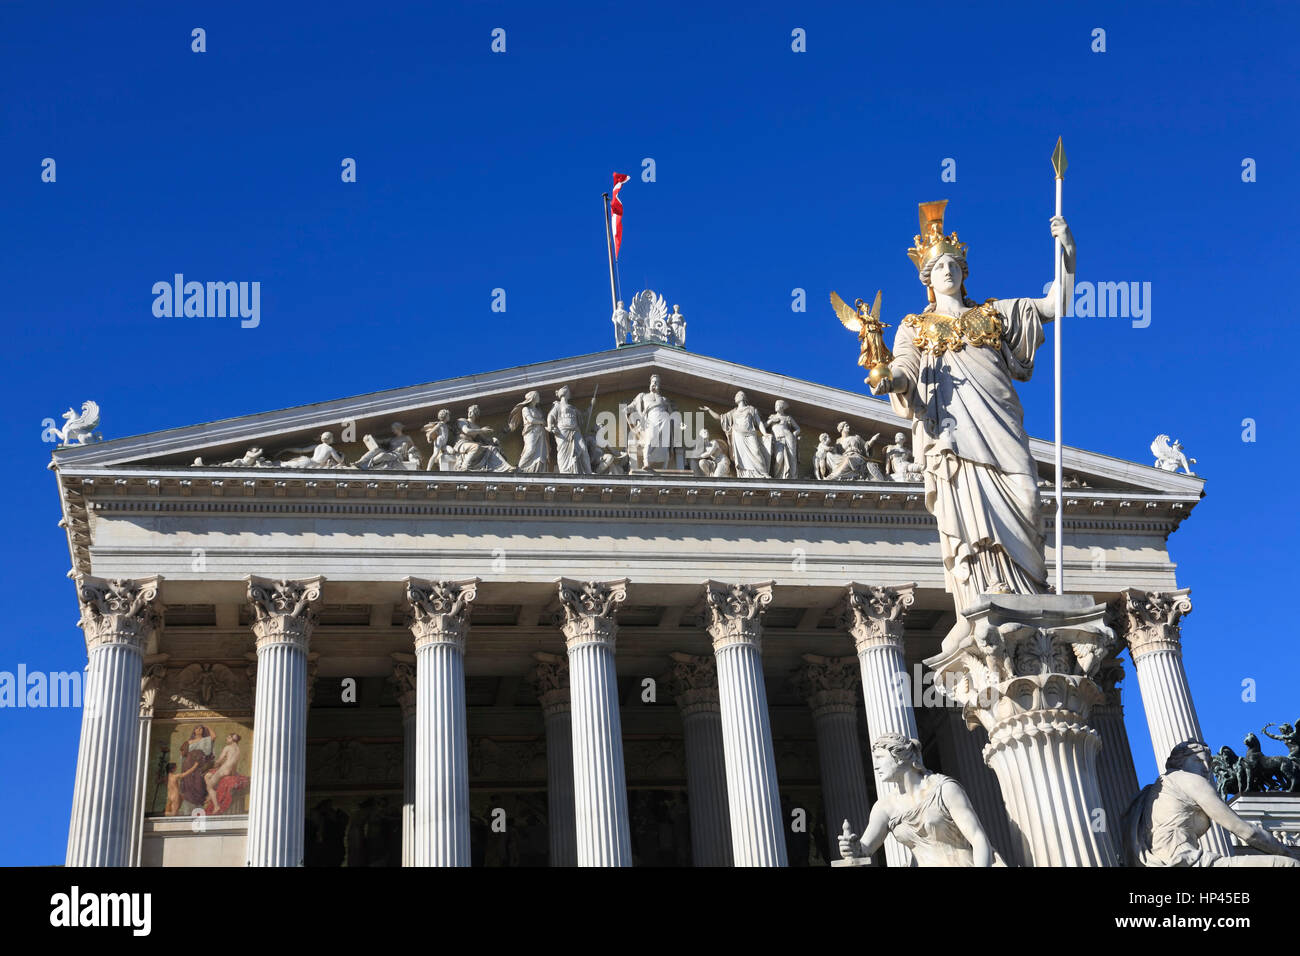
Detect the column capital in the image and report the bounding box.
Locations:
[1094,654,1127,711]
[528,651,571,715]
[839,582,915,653]
[791,654,860,717]
[76,574,165,654]
[666,652,720,717]
[554,578,627,651]
[924,595,1116,743]
[139,654,170,718]
[702,580,774,652]
[404,577,479,652]
[246,575,324,652]
[1106,588,1192,661]
[390,653,417,720]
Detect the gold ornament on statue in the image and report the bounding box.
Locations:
[830,289,893,388]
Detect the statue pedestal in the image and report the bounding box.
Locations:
[925,593,1121,867]
[830,857,874,868]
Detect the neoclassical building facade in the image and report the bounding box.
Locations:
[51,343,1214,866]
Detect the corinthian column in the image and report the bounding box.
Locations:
[66,575,164,867]
[130,656,168,866]
[529,651,577,867]
[1107,588,1232,857]
[840,582,917,867]
[703,580,786,867]
[244,575,323,867]
[405,577,478,867]
[390,654,417,866]
[791,655,872,865]
[555,578,632,866]
[666,652,732,866]
[926,594,1120,867]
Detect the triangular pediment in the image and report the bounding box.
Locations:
[49,344,1202,495]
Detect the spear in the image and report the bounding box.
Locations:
[1051,137,1067,595]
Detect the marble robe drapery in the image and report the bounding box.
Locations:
[513,405,550,473]
[547,402,592,474]
[721,405,771,478]
[884,297,1048,612]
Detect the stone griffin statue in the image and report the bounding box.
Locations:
[837,200,1073,616]
[1150,434,1196,475]
[56,400,102,445]
[1124,740,1299,866]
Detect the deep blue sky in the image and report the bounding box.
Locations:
[2,1,1296,864]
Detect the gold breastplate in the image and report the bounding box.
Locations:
[903,300,1003,356]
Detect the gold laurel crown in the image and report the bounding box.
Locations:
[906,199,968,274]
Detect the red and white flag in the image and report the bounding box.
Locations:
[610,172,630,258]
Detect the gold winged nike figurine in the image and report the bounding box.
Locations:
[830,289,893,388]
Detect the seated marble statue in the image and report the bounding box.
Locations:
[819,422,886,482]
[452,405,515,473]
[838,732,999,866]
[354,422,418,470]
[1124,740,1300,867]
[694,428,733,478]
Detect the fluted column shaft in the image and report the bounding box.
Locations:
[557,578,632,866]
[541,693,577,866]
[390,656,417,867]
[66,575,163,868]
[705,580,786,867]
[1092,659,1141,842]
[1110,589,1232,858]
[939,710,1015,859]
[842,583,917,867]
[244,575,322,867]
[531,652,577,867]
[668,653,732,866]
[406,577,478,867]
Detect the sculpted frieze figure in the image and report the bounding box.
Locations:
[838,733,1000,867]
[354,422,419,471]
[817,422,884,481]
[884,431,921,482]
[853,200,1074,613]
[1151,434,1196,475]
[214,447,273,468]
[587,436,629,475]
[766,400,800,479]
[1124,740,1300,867]
[700,392,770,478]
[279,432,348,469]
[509,391,551,474]
[547,386,593,475]
[627,374,677,471]
[422,409,456,471]
[452,405,514,473]
[694,428,732,478]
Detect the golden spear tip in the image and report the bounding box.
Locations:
[1051,137,1068,179]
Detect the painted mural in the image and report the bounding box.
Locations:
[145,719,253,817]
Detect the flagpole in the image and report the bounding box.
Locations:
[1051,137,1067,595]
[602,192,618,311]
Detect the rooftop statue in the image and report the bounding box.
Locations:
[1214,728,1299,795]
[627,374,677,471]
[837,200,1074,614]
[278,431,348,469]
[452,405,514,473]
[1125,740,1300,867]
[700,392,771,478]
[547,386,593,475]
[56,400,102,446]
[508,391,551,474]
[1151,434,1196,475]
